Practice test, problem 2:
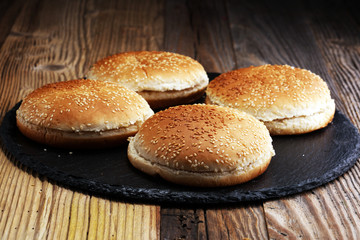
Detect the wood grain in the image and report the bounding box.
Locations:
[83,0,164,74]
[0,0,162,239]
[225,1,360,239]
[161,1,266,239]
[164,0,235,73]
[307,0,360,126]
[266,182,360,239]
[265,2,360,239]
[161,208,207,239]
[205,206,268,240]
[85,198,160,240]
[1,0,360,239]
[0,0,23,49]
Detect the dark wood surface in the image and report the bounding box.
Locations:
[1,0,360,239]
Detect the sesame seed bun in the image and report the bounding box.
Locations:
[16,79,154,149]
[86,51,209,109]
[205,65,336,135]
[127,104,275,187]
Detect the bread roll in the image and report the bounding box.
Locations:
[128,104,275,187]
[206,65,335,135]
[16,79,154,149]
[87,51,209,109]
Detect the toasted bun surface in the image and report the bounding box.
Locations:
[127,104,275,187]
[87,51,209,109]
[205,65,335,135]
[16,79,154,149]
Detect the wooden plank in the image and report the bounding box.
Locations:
[225,0,345,110]
[264,2,360,239]
[83,0,164,75]
[87,199,160,240]
[163,0,195,59]
[68,192,90,240]
[0,0,23,48]
[0,159,61,239]
[164,0,236,73]
[308,6,360,236]
[0,0,86,119]
[47,187,74,240]
[161,1,266,239]
[0,160,25,239]
[266,180,360,239]
[205,206,268,239]
[161,208,207,239]
[13,171,42,240]
[187,0,236,73]
[0,0,164,239]
[226,0,360,238]
[306,0,360,126]
[0,0,165,116]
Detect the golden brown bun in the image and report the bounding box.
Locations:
[87,51,209,109]
[205,65,335,135]
[16,79,154,149]
[127,104,275,187]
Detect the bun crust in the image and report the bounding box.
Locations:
[206,65,335,135]
[127,104,275,187]
[87,51,209,109]
[16,79,154,148]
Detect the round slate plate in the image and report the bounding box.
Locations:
[1,73,360,205]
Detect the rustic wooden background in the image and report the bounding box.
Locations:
[1,0,360,239]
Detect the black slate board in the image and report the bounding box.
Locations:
[1,73,360,205]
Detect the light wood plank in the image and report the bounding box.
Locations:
[68,193,90,240]
[47,187,74,240]
[0,154,16,223]
[14,171,38,239]
[0,159,24,239]
[87,200,160,240]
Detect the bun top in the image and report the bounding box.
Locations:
[16,79,154,132]
[206,65,334,121]
[132,104,274,173]
[87,51,209,91]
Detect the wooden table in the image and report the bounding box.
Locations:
[1,0,359,239]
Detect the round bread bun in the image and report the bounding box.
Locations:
[16,79,154,149]
[86,51,209,109]
[205,65,336,135]
[127,104,275,187]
